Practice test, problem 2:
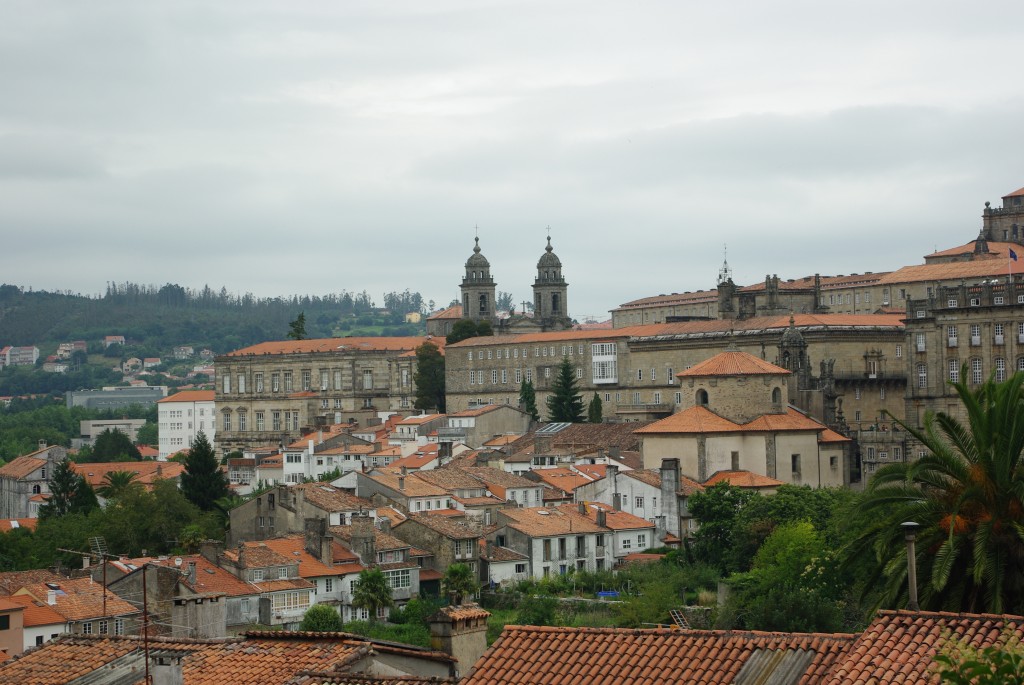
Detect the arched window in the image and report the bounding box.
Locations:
[551,293,560,314]
[696,389,709,406]
[32,484,41,495]
[479,293,488,314]
[463,294,469,312]
[771,387,782,404]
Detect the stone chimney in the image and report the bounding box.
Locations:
[187,561,197,586]
[596,508,607,527]
[660,458,680,539]
[429,604,491,679]
[606,464,618,481]
[398,476,406,491]
[200,540,225,565]
[304,518,332,567]
[151,652,185,685]
[379,517,392,534]
[349,514,377,565]
[534,434,553,454]
[577,502,586,515]
[612,493,622,511]
[608,446,620,459]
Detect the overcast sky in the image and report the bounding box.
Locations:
[2,1,1023,321]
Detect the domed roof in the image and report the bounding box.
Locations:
[537,236,562,269]
[466,237,490,268]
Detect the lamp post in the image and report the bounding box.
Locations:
[901,521,920,611]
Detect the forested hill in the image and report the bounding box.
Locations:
[0,283,428,353]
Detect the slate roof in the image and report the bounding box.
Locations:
[461,626,855,685]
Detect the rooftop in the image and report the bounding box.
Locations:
[678,349,790,378]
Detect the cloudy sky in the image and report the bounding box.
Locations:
[2,1,1023,321]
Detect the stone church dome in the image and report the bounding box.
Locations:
[536,236,562,269]
[466,237,490,268]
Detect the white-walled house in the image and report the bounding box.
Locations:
[157,390,216,458]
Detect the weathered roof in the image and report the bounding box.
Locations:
[703,470,785,489]
[396,512,482,540]
[16,577,139,621]
[292,483,374,512]
[0,455,48,480]
[461,625,855,685]
[499,506,606,537]
[223,337,443,357]
[634,407,826,435]
[677,349,790,378]
[72,461,185,489]
[158,390,215,403]
[3,594,65,627]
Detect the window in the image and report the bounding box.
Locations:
[255,373,264,392]
[653,392,661,404]
[635,497,644,508]
[82,622,92,635]
[501,369,508,384]
[237,374,246,393]
[223,375,231,394]
[544,367,551,379]
[271,591,310,612]
[633,392,641,404]
[284,372,293,392]
[622,538,632,550]
[272,373,280,392]
[972,358,983,384]
[525,368,533,383]
[674,392,682,404]
[996,357,1007,382]
[334,370,343,390]
[576,368,583,379]
[515,368,522,384]
[223,411,232,431]
[948,298,958,307]
[637,369,643,381]
[302,370,311,391]
[272,411,281,431]
[492,370,498,384]
[238,412,247,432]
[638,534,647,548]
[279,566,289,579]
[650,368,656,381]
[996,296,1005,305]
[916,333,926,352]
[895,344,902,358]
[515,563,527,574]
[98,620,108,635]
[880,387,886,400]
[949,359,960,382]
[253,569,264,582]
[255,411,265,431]
[855,388,861,400]
[667,367,674,384]
[469,370,476,385]
[791,454,801,478]
[855,410,862,421]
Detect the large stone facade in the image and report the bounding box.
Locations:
[214,337,438,455]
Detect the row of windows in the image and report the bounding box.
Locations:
[221,409,301,432]
[914,357,1018,388]
[468,344,587,362]
[222,368,403,394]
[822,291,876,306]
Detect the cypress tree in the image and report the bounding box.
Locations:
[588,392,603,423]
[546,357,585,423]
[519,379,540,422]
[180,431,229,511]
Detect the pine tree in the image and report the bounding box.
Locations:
[588,393,603,423]
[546,357,585,423]
[39,458,97,519]
[519,379,540,422]
[287,311,307,340]
[180,431,229,511]
[413,341,446,412]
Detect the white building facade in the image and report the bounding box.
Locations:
[157,390,216,458]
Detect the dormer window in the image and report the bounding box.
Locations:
[252,569,264,582]
[278,566,288,579]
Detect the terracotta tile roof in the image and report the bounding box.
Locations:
[252,578,316,593]
[0,518,38,532]
[293,673,455,685]
[158,390,216,403]
[140,555,257,597]
[823,609,1024,685]
[0,633,454,685]
[0,455,48,479]
[500,506,607,537]
[397,512,482,540]
[1005,185,1024,198]
[574,504,654,531]
[0,570,65,596]
[16,577,139,621]
[362,471,449,498]
[461,466,537,490]
[71,461,184,489]
[4,593,67,627]
[877,259,1024,285]
[396,414,445,426]
[634,406,826,435]
[615,289,719,310]
[414,468,486,491]
[622,469,662,488]
[678,350,790,378]
[427,304,463,320]
[462,626,855,685]
[375,506,407,526]
[703,470,785,489]
[926,240,1018,259]
[819,428,852,444]
[531,468,595,493]
[292,483,374,512]
[508,422,651,455]
[482,546,529,562]
[482,435,522,447]
[678,475,705,497]
[328,526,411,553]
[223,337,443,357]
[448,404,507,418]
[256,536,362,579]
[574,464,606,480]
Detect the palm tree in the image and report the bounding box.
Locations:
[96,470,141,501]
[442,562,479,605]
[352,568,393,623]
[848,371,1024,614]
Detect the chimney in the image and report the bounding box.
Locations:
[47,589,56,606]
[606,464,618,481]
[38,439,47,451]
[200,540,224,565]
[187,561,197,585]
[151,653,185,685]
[612,493,622,511]
[349,514,377,565]
[608,446,620,459]
[304,518,328,560]
[429,604,490,679]
[486,540,494,558]
[578,502,586,515]
[401,466,408,476]
[379,517,392,534]
[398,476,405,491]
[596,509,607,527]
[534,434,553,454]
[660,458,680,539]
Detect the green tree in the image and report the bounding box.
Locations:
[92,428,142,461]
[687,483,755,572]
[546,357,585,423]
[442,563,479,605]
[96,470,142,501]
[287,311,307,340]
[413,341,446,413]
[515,595,558,626]
[519,379,540,422]
[587,393,603,423]
[180,431,229,511]
[352,568,394,623]
[446,319,494,345]
[39,458,97,519]
[848,372,1024,614]
[135,422,158,448]
[300,603,344,632]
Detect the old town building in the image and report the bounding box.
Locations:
[214,336,442,455]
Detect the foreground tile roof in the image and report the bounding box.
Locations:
[16,577,139,621]
[461,625,855,685]
[0,632,454,685]
[822,610,1024,685]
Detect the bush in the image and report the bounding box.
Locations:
[300,604,343,632]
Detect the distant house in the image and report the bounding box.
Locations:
[0,346,40,368]
[143,357,161,369]
[0,443,66,518]
[173,345,195,359]
[103,335,125,348]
